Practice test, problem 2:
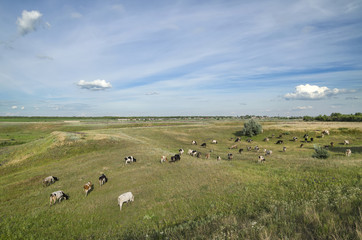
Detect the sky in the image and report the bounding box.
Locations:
[0,0,361,117]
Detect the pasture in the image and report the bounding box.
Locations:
[0,119,361,239]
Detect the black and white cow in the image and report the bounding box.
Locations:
[49,190,69,206]
[125,156,136,164]
[99,174,108,186]
[170,154,181,162]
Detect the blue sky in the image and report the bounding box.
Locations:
[0,0,361,116]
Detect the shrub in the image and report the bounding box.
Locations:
[241,119,263,137]
[312,145,330,159]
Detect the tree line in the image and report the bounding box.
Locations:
[303,113,362,122]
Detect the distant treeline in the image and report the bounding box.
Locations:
[303,113,362,122]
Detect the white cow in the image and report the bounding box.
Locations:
[179,149,184,155]
[118,192,134,211]
[345,149,352,157]
[43,176,59,186]
[344,140,350,145]
[211,140,218,144]
[258,156,266,163]
[160,155,168,163]
[49,190,69,206]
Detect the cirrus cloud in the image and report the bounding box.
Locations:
[285,84,346,100]
[77,79,112,91]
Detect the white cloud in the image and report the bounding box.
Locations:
[77,79,112,91]
[145,92,159,95]
[71,12,83,19]
[16,10,44,36]
[293,106,313,110]
[21,106,25,110]
[285,84,345,100]
[11,106,18,109]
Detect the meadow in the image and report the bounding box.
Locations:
[0,119,361,239]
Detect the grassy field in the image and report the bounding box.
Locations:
[0,119,361,239]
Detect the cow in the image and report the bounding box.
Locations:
[345,149,352,157]
[293,137,298,142]
[265,150,272,156]
[247,146,252,151]
[263,137,269,142]
[211,140,217,144]
[125,156,136,164]
[201,143,207,147]
[238,148,244,154]
[227,153,233,160]
[118,192,134,212]
[160,155,168,163]
[229,144,238,149]
[246,138,253,143]
[43,176,59,186]
[276,140,284,144]
[303,134,309,139]
[217,156,221,161]
[83,181,94,196]
[187,149,193,155]
[322,130,330,135]
[254,146,260,152]
[344,140,350,145]
[170,154,181,162]
[99,174,108,187]
[49,190,69,206]
[179,149,184,155]
[283,147,287,152]
[196,152,202,158]
[258,155,265,163]
[300,144,304,148]
[205,153,210,159]
[191,150,198,156]
[191,140,197,145]
[310,137,314,142]
[330,142,334,147]
[235,137,241,142]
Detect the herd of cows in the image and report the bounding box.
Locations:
[43,129,353,212]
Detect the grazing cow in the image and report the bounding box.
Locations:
[310,137,314,142]
[49,190,69,206]
[99,174,108,186]
[239,148,244,154]
[300,144,304,148]
[330,142,334,147]
[276,140,284,144]
[258,155,265,163]
[344,140,350,145]
[265,150,272,156]
[170,154,181,162]
[179,149,184,155]
[303,134,309,139]
[83,181,94,196]
[246,139,253,143]
[227,153,233,160]
[196,152,202,158]
[187,149,193,155]
[212,140,218,144]
[118,192,134,212]
[283,147,287,152]
[125,156,136,164]
[263,137,269,142]
[192,140,197,145]
[229,144,238,149]
[247,146,252,151]
[293,137,298,142]
[191,150,198,156]
[345,149,352,157]
[217,156,221,161]
[322,130,330,135]
[201,143,207,147]
[254,146,260,152]
[43,176,59,186]
[235,137,241,142]
[160,155,168,163]
[304,138,308,142]
[205,153,210,159]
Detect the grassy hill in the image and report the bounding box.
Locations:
[0,120,361,239]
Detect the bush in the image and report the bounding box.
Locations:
[312,145,330,159]
[241,119,263,137]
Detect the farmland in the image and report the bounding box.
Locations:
[0,119,361,239]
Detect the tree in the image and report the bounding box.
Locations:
[241,119,263,137]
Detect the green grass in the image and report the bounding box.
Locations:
[0,120,361,239]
